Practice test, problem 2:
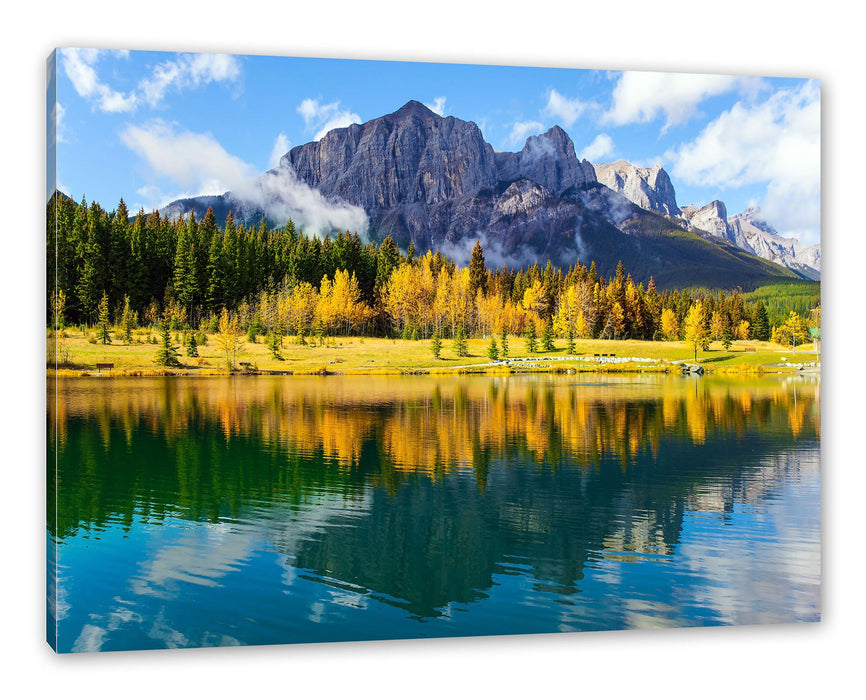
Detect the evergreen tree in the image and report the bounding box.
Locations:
[375,236,400,297]
[500,330,509,358]
[486,335,499,360]
[468,240,487,298]
[721,326,733,351]
[566,325,576,355]
[185,331,198,357]
[266,329,283,360]
[120,294,135,344]
[541,321,554,352]
[752,300,770,341]
[173,214,198,316]
[155,316,181,367]
[453,324,468,357]
[96,292,112,344]
[524,319,538,353]
[431,330,442,359]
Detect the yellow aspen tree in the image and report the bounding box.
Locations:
[684,301,708,362]
[215,307,244,370]
[661,308,679,340]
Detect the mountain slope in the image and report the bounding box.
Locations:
[162,100,799,290]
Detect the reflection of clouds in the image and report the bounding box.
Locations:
[71,624,107,653]
[70,598,143,652]
[271,491,372,590]
[677,449,821,625]
[130,522,256,598]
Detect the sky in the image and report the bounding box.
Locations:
[48,49,821,246]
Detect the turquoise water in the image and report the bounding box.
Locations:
[47,374,820,652]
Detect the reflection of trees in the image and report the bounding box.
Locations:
[49,375,819,615]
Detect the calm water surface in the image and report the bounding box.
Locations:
[47,374,820,652]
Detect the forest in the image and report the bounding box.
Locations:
[46,192,820,359]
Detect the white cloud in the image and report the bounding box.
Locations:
[60,48,137,113]
[604,71,766,130]
[268,132,290,169]
[120,120,257,196]
[544,89,594,127]
[508,120,544,147]
[580,133,614,162]
[138,53,241,107]
[121,120,368,236]
[425,96,447,116]
[60,49,241,114]
[667,81,820,243]
[50,102,66,144]
[233,168,370,238]
[297,98,361,141]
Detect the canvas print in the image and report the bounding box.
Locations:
[46,49,821,653]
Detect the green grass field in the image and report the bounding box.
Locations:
[49,326,820,376]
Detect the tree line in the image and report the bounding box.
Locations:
[47,193,818,350]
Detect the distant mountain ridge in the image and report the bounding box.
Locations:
[162,100,803,289]
[595,162,820,281]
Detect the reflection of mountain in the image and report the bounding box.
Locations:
[49,375,819,619]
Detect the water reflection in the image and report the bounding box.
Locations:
[48,374,820,650]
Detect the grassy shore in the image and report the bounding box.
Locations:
[48,326,821,377]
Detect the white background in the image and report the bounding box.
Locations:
[4,1,863,697]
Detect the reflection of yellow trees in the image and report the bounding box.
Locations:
[50,375,820,478]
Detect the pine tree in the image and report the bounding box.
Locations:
[185,331,198,357]
[468,240,487,298]
[375,236,400,297]
[431,330,442,359]
[541,321,554,352]
[524,319,537,353]
[155,316,181,367]
[500,330,509,358]
[486,335,499,360]
[120,294,135,344]
[266,329,283,360]
[96,292,112,344]
[453,324,468,357]
[752,300,770,341]
[566,325,575,355]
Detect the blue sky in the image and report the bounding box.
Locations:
[49,49,820,245]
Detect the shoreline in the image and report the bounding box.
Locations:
[49,358,820,379]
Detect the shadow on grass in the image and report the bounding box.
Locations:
[699,354,737,364]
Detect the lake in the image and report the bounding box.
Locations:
[47,373,820,652]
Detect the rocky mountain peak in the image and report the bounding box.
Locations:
[387,99,441,122]
[495,126,596,195]
[594,160,681,216]
[680,200,730,239]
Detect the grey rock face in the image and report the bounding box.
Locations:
[284,100,497,211]
[280,101,606,260]
[728,208,821,280]
[594,160,681,217]
[496,126,597,195]
[680,200,733,241]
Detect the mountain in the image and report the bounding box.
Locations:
[679,202,821,281]
[729,208,821,281]
[588,161,821,282]
[162,100,799,290]
[593,160,681,217]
